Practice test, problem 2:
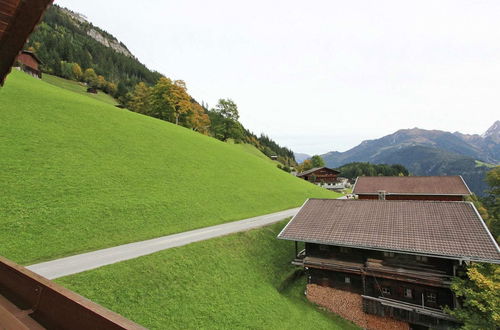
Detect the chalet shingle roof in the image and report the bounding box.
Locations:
[297,167,340,177]
[353,176,471,195]
[278,199,500,262]
[20,50,42,64]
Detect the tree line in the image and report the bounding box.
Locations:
[336,162,409,178]
[296,158,409,178]
[127,82,296,165]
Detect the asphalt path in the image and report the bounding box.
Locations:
[27,207,301,279]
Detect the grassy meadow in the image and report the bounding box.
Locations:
[57,222,358,329]
[42,73,118,105]
[0,71,338,264]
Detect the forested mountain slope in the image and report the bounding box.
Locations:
[26,5,162,96]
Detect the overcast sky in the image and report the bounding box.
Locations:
[55,0,500,154]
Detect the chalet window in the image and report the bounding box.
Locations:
[426,292,437,304]
[382,287,391,295]
[403,288,413,298]
[340,247,350,253]
[319,245,328,251]
[383,251,395,258]
[344,276,351,284]
[416,255,428,262]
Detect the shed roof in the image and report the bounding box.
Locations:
[19,50,42,64]
[0,0,52,85]
[297,167,340,177]
[352,176,471,196]
[278,199,500,263]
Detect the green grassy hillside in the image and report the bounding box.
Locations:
[232,142,278,165]
[1,71,337,264]
[57,222,358,329]
[42,74,118,105]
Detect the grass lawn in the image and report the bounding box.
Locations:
[42,73,118,105]
[57,221,359,329]
[1,71,339,264]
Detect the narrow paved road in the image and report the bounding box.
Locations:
[27,207,301,280]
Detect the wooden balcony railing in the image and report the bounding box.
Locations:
[0,256,145,329]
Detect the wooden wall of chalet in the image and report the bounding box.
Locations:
[363,277,454,309]
[305,243,455,274]
[304,243,456,310]
[357,194,464,201]
[308,268,454,309]
[309,268,364,294]
[362,298,457,329]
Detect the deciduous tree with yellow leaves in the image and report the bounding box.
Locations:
[449,263,500,329]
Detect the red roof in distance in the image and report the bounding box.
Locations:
[353,176,471,196]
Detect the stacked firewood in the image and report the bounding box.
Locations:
[306,284,409,330]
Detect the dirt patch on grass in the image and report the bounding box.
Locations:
[307,284,409,330]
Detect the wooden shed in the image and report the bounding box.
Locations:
[16,50,42,78]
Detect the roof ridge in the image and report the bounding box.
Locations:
[308,198,470,204]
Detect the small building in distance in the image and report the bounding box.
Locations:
[86,87,98,94]
[296,167,340,189]
[15,50,42,78]
[278,199,500,329]
[352,176,471,201]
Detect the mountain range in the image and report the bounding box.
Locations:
[298,121,499,195]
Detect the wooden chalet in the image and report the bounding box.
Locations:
[353,176,471,201]
[16,50,42,78]
[278,199,500,329]
[0,0,52,85]
[297,167,340,184]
